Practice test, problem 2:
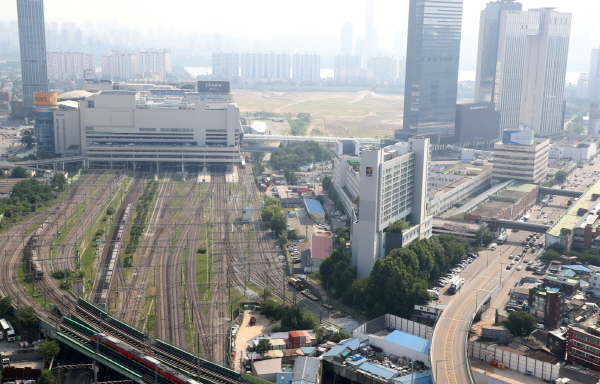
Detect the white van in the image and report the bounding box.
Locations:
[490,243,497,251]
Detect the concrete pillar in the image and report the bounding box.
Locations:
[181,162,185,173]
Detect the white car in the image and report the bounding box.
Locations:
[517,266,522,271]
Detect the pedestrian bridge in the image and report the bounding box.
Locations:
[539,187,583,198]
[491,219,551,233]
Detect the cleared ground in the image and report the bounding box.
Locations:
[234,90,404,138]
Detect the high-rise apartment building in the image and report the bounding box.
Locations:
[101,50,139,81]
[46,51,94,81]
[588,48,600,101]
[292,54,320,81]
[349,138,432,277]
[577,73,590,100]
[475,4,571,136]
[212,52,240,79]
[368,56,398,86]
[340,22,353,55]
[403,0,463,136]
[17,0,50,117]
[138,49,172,80]
[334,55,364,84]
[240,53,291,79]
[101,49,171,81]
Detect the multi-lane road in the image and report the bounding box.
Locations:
[432,160,600,383]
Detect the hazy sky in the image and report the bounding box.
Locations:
[1,0,598,74]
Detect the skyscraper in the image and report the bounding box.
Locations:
[474,4,571,136]
[364,0,378,60]
[17,0,49,117]
[402,0,463,136]
[340,22,353,55]
[588,48,600,101]
[474,0,523,103]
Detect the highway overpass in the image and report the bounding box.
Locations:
[243,134,382,145]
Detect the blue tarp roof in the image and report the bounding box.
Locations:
[382,330,431,354]
[562,264,592,272]
[276,372,293,384]
[392,371,433,384]
[304,198,325,214]
[358,362,398,379]
[323,345,348,357]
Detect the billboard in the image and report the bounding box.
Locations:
[502,130,534,146]
[84,69,95,80]
[33,92,58,106]
[197,81,230,94]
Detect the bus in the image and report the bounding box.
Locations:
[497,232,508,244]
[0,318,16,341]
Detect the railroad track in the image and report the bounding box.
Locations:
[155,176,203,347]
[119,173,176,323]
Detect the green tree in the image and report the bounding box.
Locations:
[540,249,561,263]
[503,310,537,337]
[0,296,12,317]
[20,134,35,149]
[17,306,38,328]
[39,340,60,359]
[475,225,494,246]
[256,338,271,357]
[51,173,67,191]
[284,169,298,185]
[11,166,29,178]
[389,219,409,233]
[555,171,568,184]
[281,306,304,329]
[262,286,273,302]
[0,168,4,178]
[329,331,351,343]
[38,369,56,384]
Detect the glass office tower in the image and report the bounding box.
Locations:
[17,0,49,118]
[402,0,463,136]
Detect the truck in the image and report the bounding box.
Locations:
[497,232,508,244]
[249,316,256,326]
[449,277,465,294]
[427,289,440,300]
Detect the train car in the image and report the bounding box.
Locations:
[91,333,200,384]
[33,262,43,279]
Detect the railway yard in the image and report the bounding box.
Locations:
[0,165,333,383]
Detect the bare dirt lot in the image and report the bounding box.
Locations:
[233,310,278,370]
[234,90,404,138]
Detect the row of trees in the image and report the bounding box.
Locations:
[540,243,600,266]
[320,176,344,212]
[123,180,159,266]
[270,141,331,172]
[320,234,471,318]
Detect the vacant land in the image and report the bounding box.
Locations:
[234,89,404,138]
